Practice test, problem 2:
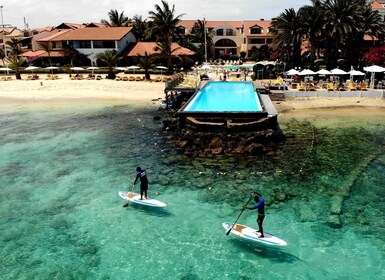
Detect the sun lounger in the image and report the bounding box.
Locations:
[348,82,356,91]
[298,83,305,91]
[327,83,335,91]
[359,82,368,91]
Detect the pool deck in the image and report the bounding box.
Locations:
[260,94,278,117]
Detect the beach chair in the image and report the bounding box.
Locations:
[122,76,129,81]
[348,82,356,91]
[298,83,305,91]
[26,75,32,80]
[45,74,52,80]
[154,76,162,82]
[327,82,335,91]
[115,76,122,81]
[135,76,142,81]
[128,76,135,81]
[6,76,12,81]
[359,82,368,91]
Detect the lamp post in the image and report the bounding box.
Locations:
[0,5,6,57]
[203,17,207,63]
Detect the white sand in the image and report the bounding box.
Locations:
[0,74,165,104]
[0,74,385,115]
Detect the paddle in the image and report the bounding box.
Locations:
[226,195,253,236]
[123,184,135,207]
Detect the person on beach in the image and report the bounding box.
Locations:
[244,192,265,237]
[133,166,148,200]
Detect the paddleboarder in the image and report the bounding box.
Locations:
[244,192,265,237]
[133,166,148,200]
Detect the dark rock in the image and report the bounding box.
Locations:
[327,214,342,228]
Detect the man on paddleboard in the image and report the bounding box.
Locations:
[133,166,148,200]
[244,192,265,237]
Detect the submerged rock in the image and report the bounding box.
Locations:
[327,214,342,228]
[330,196,344,215]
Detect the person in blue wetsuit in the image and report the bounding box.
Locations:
[245,192,265,237]
[133,166,148,200]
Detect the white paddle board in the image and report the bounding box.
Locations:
[119,191,166,207]
[223,222,287,246]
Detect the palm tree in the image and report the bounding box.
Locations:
[271,8,305,68]
[7,54,24,80]
[190,19,213,61]
[320,0,363,68]
[132,15,151,41]
[0,48,5,66]
[96,50,122,79]
[42,43,53,66]
[155,37,180,69]
[148,0,185,41]
[137,51,156,80]
[6,38,21,55]
[101,9,130,27]
[298,2,325,68]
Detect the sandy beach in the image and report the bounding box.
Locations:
[0,74,385,114]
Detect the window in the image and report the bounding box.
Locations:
[93,40,115,48]
[249,38,265,44]
[216,29,224,36]
[226,29,234,36]
[250,28,262,34]
[78,41,91,48]
[266,38,273,44]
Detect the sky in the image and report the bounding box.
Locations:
[1,0,311,29]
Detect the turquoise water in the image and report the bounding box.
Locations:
[224,65,254,71]
[0,101,384,279]
[183,81,262,112]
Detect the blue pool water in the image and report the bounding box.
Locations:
[183,81,263,112]
[224,65,254,71]
[0,100,384,279]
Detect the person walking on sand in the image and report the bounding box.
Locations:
[244,192,265,237]
[133,166,148,200]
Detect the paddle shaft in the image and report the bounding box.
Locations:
[226,196,253,236]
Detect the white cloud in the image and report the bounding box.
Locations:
[2,0,310,29]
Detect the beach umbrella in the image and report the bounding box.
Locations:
[330,68,348,75]
[155,65,168,76]
[348,70,365,76]
[25,66,40,73]
[316,69,331,75]
[348,69,365,82]
[127,65,140,74]
[363,65,385,89]
[299,69,316,75]
[200,65,211,70]
[70,67,85,71]
[46,66,59,75]
[286,69,300,76]
[0,67,12,75]
[87,66,99,74]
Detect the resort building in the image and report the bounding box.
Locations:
[177,20,273,59]
[20,23,136,66]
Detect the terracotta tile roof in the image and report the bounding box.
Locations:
[84,22,109,28]
[37,30,71,42]
[52,27,133,41]
[243,20,272,36]
[372,1,385,9]
[20,50,65,57]
[54,23,85,30]
[124,42,195,56]
[205,21,243,29]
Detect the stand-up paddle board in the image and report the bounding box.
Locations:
[223,222,287,246]
[119,191,166,207]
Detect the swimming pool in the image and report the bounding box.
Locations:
[179,81,266,118]
[224,65,254,71]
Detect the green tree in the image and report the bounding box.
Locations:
[148,0,185,41]
[42,43,53,66]
[6,38,21,55]
[101,9,131,27]
[136,51,156,80]
[96,50,122,79]
[271,8,304,68]
[7,54,24,80]
[190,19,213,62]
[0,48,5,66]
[155,37,180,69]
[132,15,149,41]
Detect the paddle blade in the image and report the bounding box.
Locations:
[226,229,232,236]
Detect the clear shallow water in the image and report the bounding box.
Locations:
[0,101,384,279]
